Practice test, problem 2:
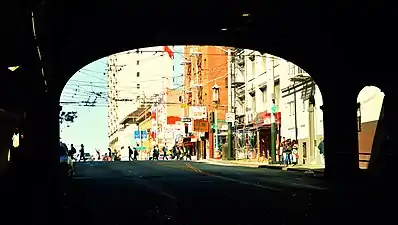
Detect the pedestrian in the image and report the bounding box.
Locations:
[69,144,77,161]
[133,147,139,160]
[318,139,325,165]
[96,148,101,161]
[79,144,86,162]
[128,146,134,161]
[108,148,112,161]
[162,144,168,160]
[292,140,299,166]
[153,145,159,160]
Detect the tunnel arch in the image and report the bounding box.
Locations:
[47,2,349,103]
[53,34,341,103]
[57,45,327,165]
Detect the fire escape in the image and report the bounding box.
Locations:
[196,53,204,105]
[232,48,246,119]
[184,52,193,106]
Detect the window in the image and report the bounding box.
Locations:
[274,82,280,107]
[288,101,294,116]
[252,95,256,113]
[137,72,140,77]
[302,100,306,112]
[137,83,140,89]
[261,87,267,104]
[137,60,140,65]
[297,67,304,74]
[289,63,295,76]
[173,65,175,71]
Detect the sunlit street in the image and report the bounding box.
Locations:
[59,161,367,225]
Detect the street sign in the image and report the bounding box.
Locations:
[133,131,140,139]
[181,117,191,122]
[134,131,147,139]
[141,131,147,139]
[136,146,146,151]
[271,104,277,114]
[225,112,235,123]
[193,120,209,132]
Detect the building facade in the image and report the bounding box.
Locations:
[107,46,174,151]
[233,49,384,167]
[233,49,324,164]
[357,86,385,168]
[155,89,184,147]
[183,46,229,159]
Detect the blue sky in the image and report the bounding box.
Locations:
[60,58,109,154]
[172,45,184,89]
[59,46,184,154]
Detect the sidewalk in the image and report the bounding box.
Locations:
[197,159,325,174]
[197,158,269,168]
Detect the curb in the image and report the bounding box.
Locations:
[260,164,325,175]
[258,165,284,170]
[198,160,325,175]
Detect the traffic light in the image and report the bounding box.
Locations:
[210,112,215,124]
[184,123,189,134]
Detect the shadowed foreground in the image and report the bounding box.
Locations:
[3,161,392,224]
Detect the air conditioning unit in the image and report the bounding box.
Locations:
[190,47,202,56]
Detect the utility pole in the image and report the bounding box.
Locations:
[244,50,249,159]
[227,48,233,160]
[270,57,277,163]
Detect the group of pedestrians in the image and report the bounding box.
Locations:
[278,137,325,166]
[68,144,87,162]
[278,137,299,166]
[171,145,192,161]
[128,146,139,161]
[147,144,192,161]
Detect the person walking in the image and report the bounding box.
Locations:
[128,146,134,161]
[96,149,101,161]
[162,144,168,160]
[108,148,112,161]
[133,147,139,160]
[69,144,77,161]
[318,139,325,166]
[79,144,86,162]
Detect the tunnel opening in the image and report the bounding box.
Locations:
[59,45,325,170]
[57,47,331,225]
[356,85,385,169]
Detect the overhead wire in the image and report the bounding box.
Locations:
[61,46,278,108]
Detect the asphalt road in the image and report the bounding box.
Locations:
[58,160,385,225]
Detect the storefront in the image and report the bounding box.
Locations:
[235,111,281,160]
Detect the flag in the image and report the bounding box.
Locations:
[163,46,174,59]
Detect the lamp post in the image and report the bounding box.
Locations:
[214,46,234,160]
[212,84,220,158]
[136,122,142,146]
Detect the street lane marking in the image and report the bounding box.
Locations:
[185,163,281,192]
[188,163,327,191]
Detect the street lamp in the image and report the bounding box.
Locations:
[212,84,220,158]
[212,84,220,103]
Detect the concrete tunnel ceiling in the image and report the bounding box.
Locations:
[25,0,395,99]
